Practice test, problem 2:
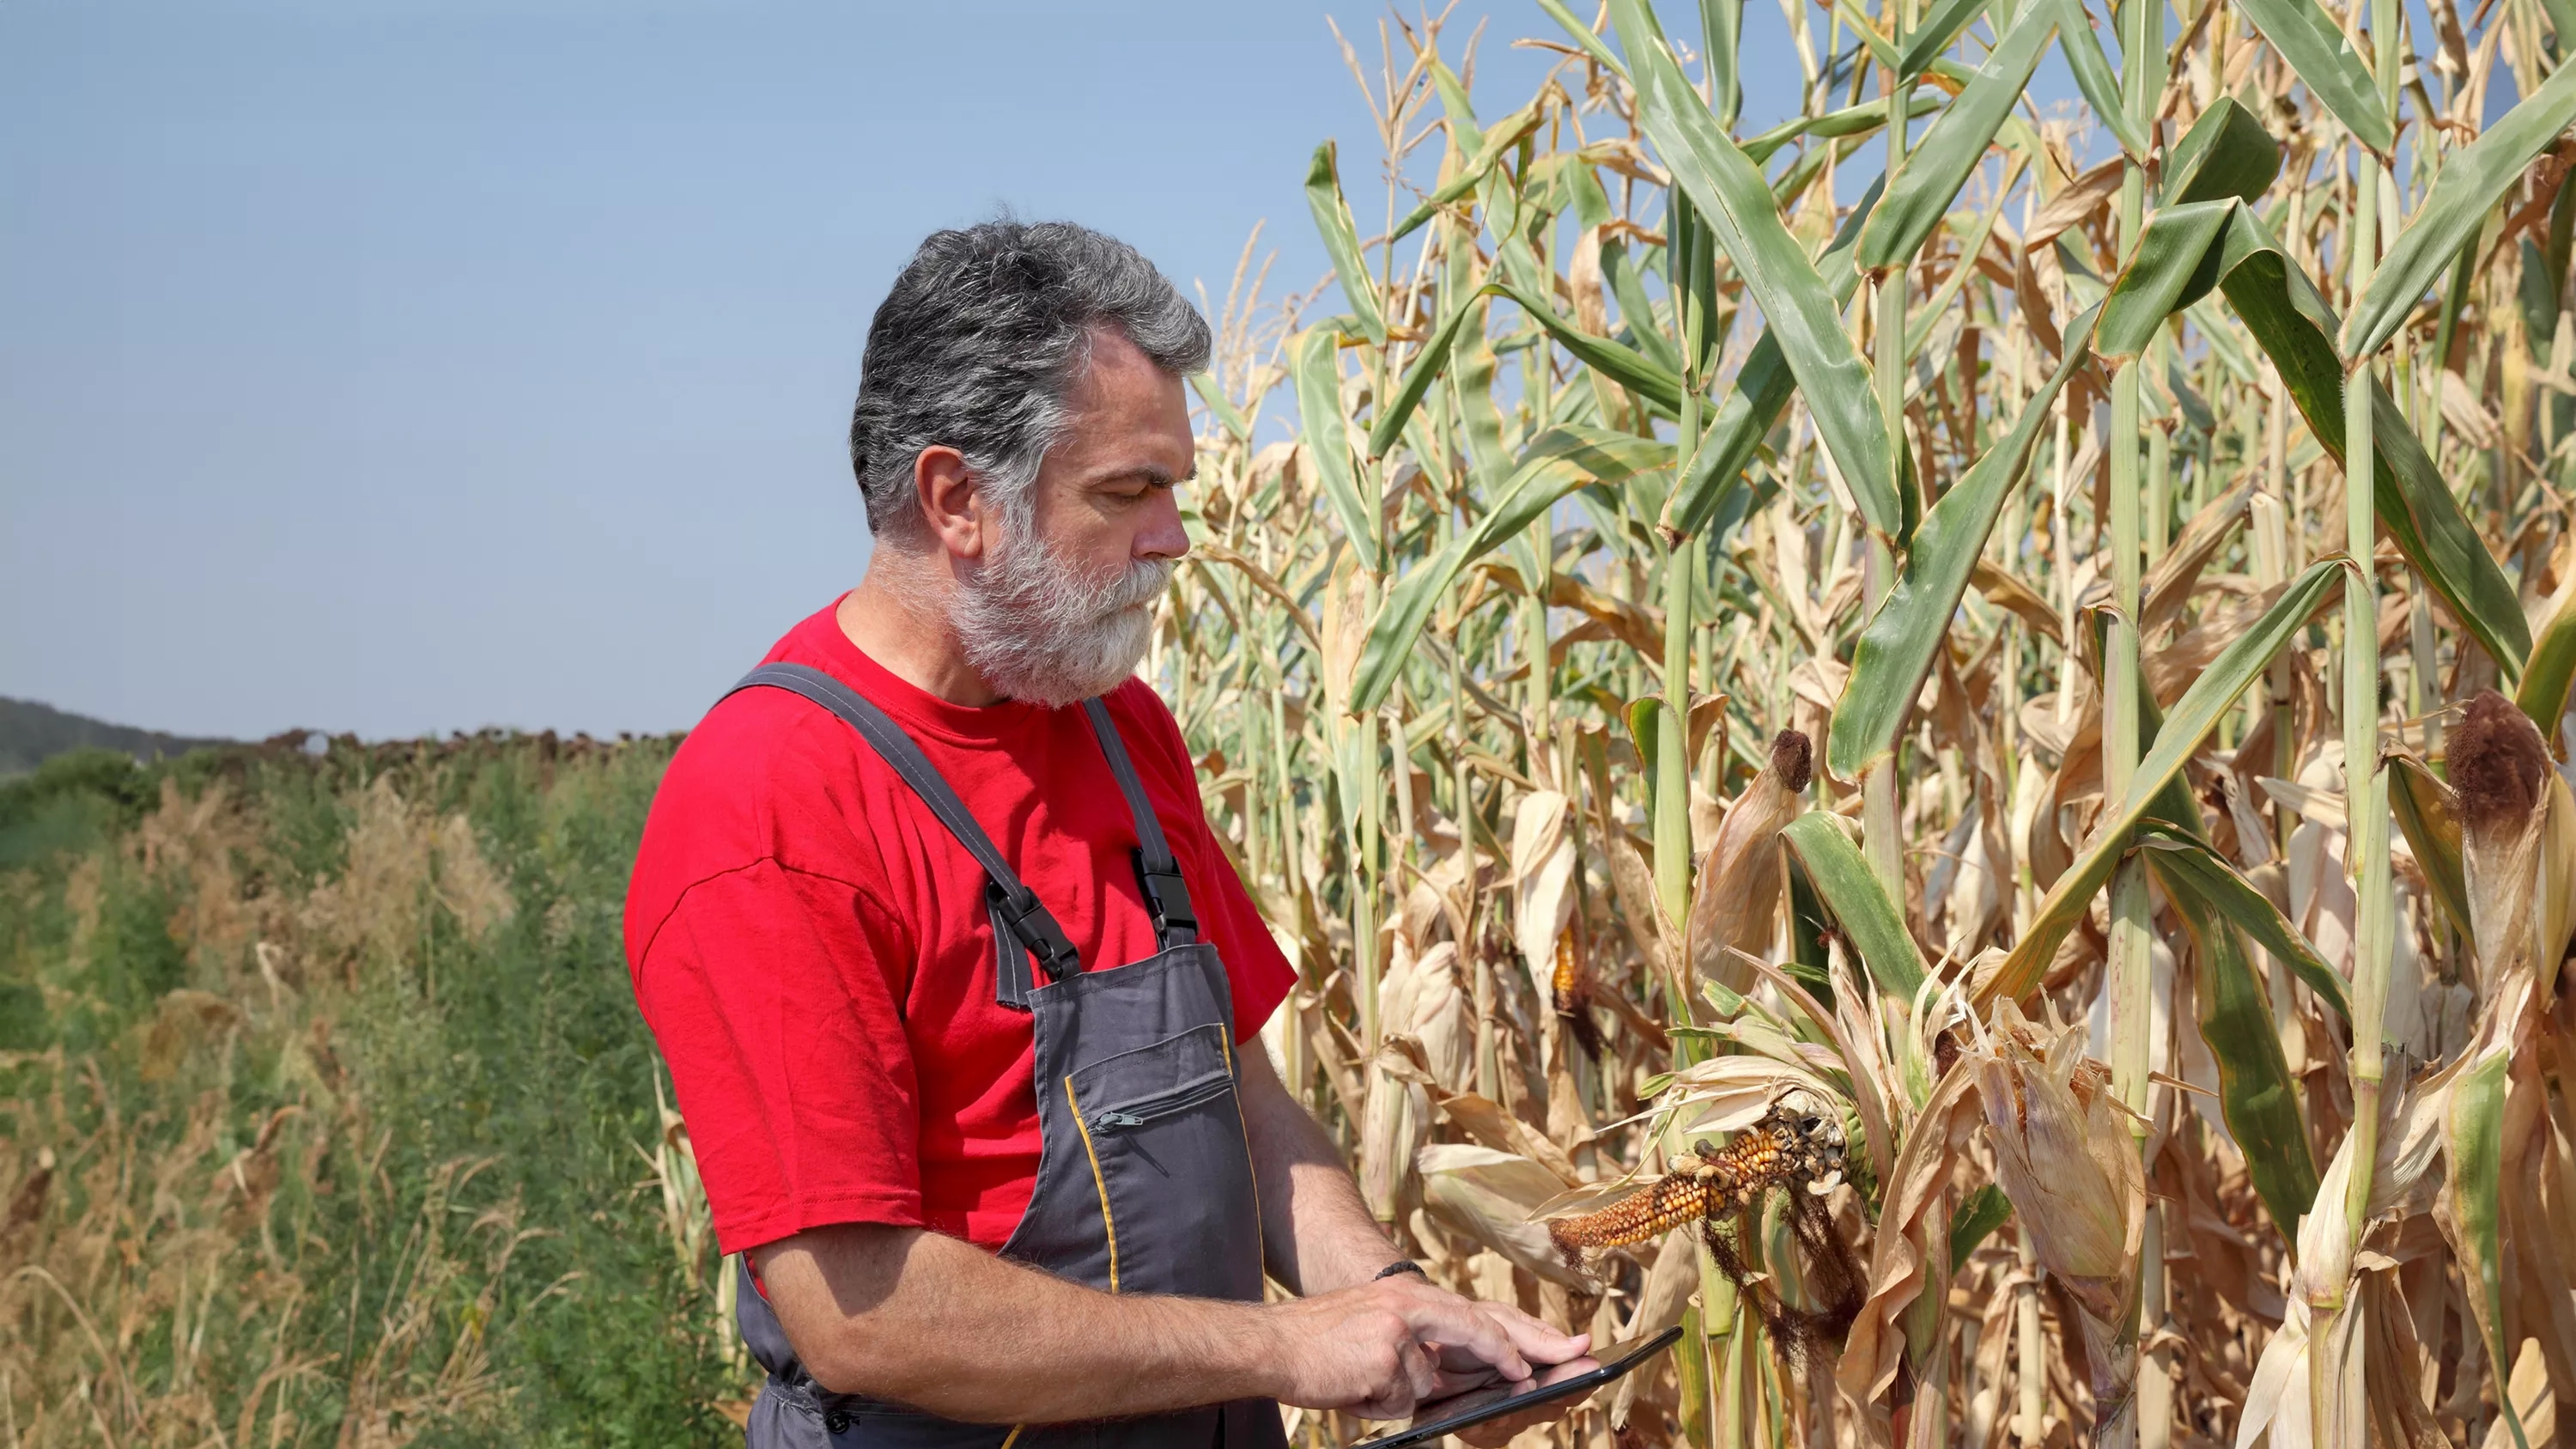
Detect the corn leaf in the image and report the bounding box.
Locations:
[1295,327,1377,572]
[1537,0,1630,77]
[1829,305,2100,781]
[2389,754,2474,953]
[1369,290,1485,460]
[1982,557,2348,1002]
[2346,56,2576,357]
[1947,1184,2012,1270]
[2049,0,2148,158]
[1780,813,1929,1000]
[2135,826,2351,1020]
[2447,1054,2525,1447]
[2233,0,2395,153]
[2162,98,2284,206]
[1663,176,1885,537]
[1348,428,1672,714]
[1860,0,2057,271]
[1902,0,1991,77]
[1304,141,1388,347]
[1701,0,1745,128]
[1485,280,1686,412]
[2099,200,2530,672]
[1390,104,1549,244]
[2155,854,2323,1239]
[1189,373,1251,442]
[1611,0,1900,538]
[1741,95,1943,163]
[2515,574,2576,734]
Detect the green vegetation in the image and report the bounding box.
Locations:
[0,736,746,1446]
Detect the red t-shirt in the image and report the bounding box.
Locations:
[624,599,1297,1257]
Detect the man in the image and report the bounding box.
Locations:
[625,220,1588,1449]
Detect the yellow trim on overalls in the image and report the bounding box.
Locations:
[997,1426,1025,1449]
[1065,1075,1120,1294]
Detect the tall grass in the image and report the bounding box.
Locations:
[0,740,745,1446]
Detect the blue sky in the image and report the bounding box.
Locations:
[5,0,1880,740]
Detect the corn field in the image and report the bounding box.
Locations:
[1158,1,2576,1445]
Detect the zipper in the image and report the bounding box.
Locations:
[1088,1075,1233,1133]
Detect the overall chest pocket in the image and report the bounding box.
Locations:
[1063,1021,1261,1299]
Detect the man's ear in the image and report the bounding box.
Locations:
[913,445,990,560]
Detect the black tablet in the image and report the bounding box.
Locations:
[1347,1325,1684,1449]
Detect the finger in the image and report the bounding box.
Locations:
[1405,1338,1442,1403]
[1400,1300,1531,1380]
[1478,1301,1591,1363]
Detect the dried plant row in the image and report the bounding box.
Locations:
[1162,0,2576,1444]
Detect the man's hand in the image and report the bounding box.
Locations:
[1259,1274,1589,1421]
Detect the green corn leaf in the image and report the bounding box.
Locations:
[1390,104,1550,244]
[2161,97,2283,207]
[1829,305,2100,782]
[2098,200,2529,672]
[1537,0,1631,77]
[2049,0,2148,158]
[1663,175,1883,538]
[1485,280,1686,412]
[1429,57,1483,150]
[1304,141,1388,346]
[2389,754,2474,952]
[1741,94,1942,164]
[1701,0,1745,128]
[2134,826,2350,1020]
[2519,583,2576,734]
[1347,428,1673,715]
[1294,327,1377,573]
[2153,854,2323,1239]
[2448,1053,2528,1449]
[1859,0,2057,271]
[1982,557,2348,1003]
[2098,199,2239,362]
[1603,238,1685,374]
[1368,292,1485,460]
[1947,1184,2012,1270]
[1902,0,1991,77]
[1611,0,1899,538]
[1780,812,1929,1001]
[1188,373,1251,442]
[2349,59,2576,356]
[2233,0,2394,153]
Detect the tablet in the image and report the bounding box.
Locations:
[1347,1325,1684,1449]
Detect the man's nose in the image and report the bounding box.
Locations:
[1136,487,1191,561]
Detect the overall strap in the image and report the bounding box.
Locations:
[726,664,1080,1007]
[1078,698,1198,950]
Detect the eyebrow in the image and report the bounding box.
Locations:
[1112,462,1196,488]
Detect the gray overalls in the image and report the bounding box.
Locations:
[722,665,1289,1449]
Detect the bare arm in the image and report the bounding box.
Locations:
[1233,1040,1409,1294]
[751,1222,1556,1425]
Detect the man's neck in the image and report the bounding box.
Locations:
[835,557,1006,707]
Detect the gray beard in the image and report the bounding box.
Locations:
[952,518,1173,709]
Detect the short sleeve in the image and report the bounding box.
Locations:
[633,860,926,1256]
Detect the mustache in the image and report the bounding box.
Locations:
[1093,557,1176,613]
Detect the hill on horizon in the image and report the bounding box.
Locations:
[0,696,234,776]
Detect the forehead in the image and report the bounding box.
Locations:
[1054,328,1194,470]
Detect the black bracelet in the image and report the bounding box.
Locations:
[1373,1259,1430,1282]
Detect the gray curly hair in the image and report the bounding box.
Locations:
[849,219,1212,545]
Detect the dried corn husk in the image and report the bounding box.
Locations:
[1417,1142,1591,1288]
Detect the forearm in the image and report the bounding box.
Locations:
[1236,1044,1404,1295]
[754,1225,1279,1422]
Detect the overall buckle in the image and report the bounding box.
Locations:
[989,883,1080,980]
[1133,851,1198,941]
